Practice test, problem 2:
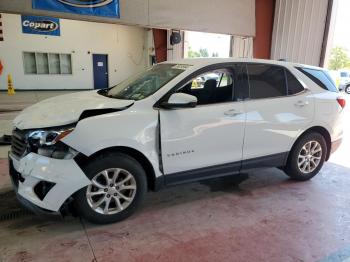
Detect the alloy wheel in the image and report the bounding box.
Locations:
[86,168,137,215]
[297,140,322,174]
[346,86,350,94]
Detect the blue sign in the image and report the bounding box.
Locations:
[32,0,120,18]
[22,15,61,36]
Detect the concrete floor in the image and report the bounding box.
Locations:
[0,91,350,261]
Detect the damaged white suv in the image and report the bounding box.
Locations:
[9,58,345,224]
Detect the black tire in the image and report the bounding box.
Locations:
[284,132,327,181]
[74,152,147,224]
[345,85,350,94]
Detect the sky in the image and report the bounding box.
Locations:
[184,31,231,58]
[332,0,350,51]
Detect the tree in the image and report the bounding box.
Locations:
[212,52,219,57]
[199,48,209,57]
[328,46,350,70]
[187,46,201,58]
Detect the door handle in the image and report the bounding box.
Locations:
[294,100,309,107]
[224,109,242,117]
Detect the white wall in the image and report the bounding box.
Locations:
[0,13,148,90]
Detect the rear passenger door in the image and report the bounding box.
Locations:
[242,63,314,168]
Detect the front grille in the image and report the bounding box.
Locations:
[11,129,28,158]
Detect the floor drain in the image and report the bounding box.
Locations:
[0,209,33,222]
[0,190,33,221]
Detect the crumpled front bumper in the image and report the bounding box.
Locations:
[8,152,91,215]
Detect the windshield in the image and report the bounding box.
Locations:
[106,64,189,100]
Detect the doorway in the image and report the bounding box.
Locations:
[92,54,109,89]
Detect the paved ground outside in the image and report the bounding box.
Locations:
[0,91,349,261]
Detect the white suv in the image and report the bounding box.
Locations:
[9,58,345,224]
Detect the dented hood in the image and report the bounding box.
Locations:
[14,90,134,130]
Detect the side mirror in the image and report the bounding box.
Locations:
[161,93,197,109]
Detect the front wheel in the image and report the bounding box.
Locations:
[345,85,350,94]
[74,153,147,224]
[284,132,327,181]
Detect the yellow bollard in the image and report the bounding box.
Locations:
[7,74,15,95]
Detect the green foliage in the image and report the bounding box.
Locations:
[187,46,210,58]
[199,48,209,57]
[187,46,201,58]
[329,46,350,70]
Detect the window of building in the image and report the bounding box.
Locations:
[48,54,60,74]
[60,54,72,74]
[23,52,37,74]
[286,70,304,95]
[23,52,72,75]
[247,64,287,99]
[177,68,234,105]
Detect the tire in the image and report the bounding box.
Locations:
[345,85,350,94]
[284,132,327,181]
[74,152,147,224]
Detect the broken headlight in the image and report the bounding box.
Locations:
[28,127,77,159]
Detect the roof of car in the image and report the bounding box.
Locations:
[161,58,324,71]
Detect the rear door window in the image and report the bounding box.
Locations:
[247,64,287,99]
[297,67,338,92]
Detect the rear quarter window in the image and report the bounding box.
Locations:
[297,67,338,93]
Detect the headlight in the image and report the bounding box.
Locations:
[28,128,74,147]
[27,127,77,159]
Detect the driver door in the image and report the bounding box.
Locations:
[159,65,246,183]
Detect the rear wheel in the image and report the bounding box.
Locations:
[74,152,147,224]
[345,85,350,94]
[284,132,327,181]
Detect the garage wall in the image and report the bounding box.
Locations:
[271,0,329,66]
[0,13,147,90]
[231,36,253,58]
[0,0,256,37]
[167,31,184,61]
[254,0,275,59]
[148,0,255,36]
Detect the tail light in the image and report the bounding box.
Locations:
[337,97,346,109]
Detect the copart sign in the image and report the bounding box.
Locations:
[32,0,120,18]
[21,15,60,36]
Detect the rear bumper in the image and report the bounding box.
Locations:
[8,152,91,214]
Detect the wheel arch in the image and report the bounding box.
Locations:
[74,146,162,191]
[291,126,332,162]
